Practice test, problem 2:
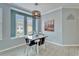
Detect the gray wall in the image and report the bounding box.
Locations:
[42,9,63,44]
[0,4,31,51]
[42,7,79,46]
[62,8,79,45]
[0,8,2,40]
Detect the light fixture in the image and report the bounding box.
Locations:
[32,3,41,34]
[32,3,41,18]
[32,10,41,17]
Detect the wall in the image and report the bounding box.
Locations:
[0,8,2,40]
[0,4,31,51]
[42,7,79,46]
[42,9,63,44]
[62,8,79,45]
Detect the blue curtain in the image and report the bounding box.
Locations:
[11,10,16,37]
[32,17,36,34]
[38,18,41,32]
[24,16,27,35]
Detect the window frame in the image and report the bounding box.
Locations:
[10,8,33,39]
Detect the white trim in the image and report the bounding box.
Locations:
[46,40,63,46]
[0,43,26,53]
[63,7,79,9]
[46,40,79,47]
[42,7,63,15]
[63,44,79,46]
[11,35,27,39]
[10,7,32,15]
[11,36,24,40]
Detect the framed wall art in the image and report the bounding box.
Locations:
[44,19,54,32]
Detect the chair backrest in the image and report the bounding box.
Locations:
[25,38,36,46]
[39,37,45,46]
[25,38,30,45]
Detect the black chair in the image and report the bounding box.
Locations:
[39,37,45,46]
[25,38,36,46]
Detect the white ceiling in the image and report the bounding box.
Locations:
[14,3,79,14]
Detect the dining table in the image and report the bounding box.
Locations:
[25,34,48,55]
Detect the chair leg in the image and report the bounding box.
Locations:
[24,46,26,55]
[41,41,46,49]
[44,41,46,49]
[24,46,29,56]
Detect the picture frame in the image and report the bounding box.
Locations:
[44,19,54,32]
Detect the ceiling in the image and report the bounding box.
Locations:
[13,3,79,15]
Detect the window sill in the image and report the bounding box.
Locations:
[11,35,27,40]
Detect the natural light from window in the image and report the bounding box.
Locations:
[16,14,24,37]
[27,17,32,35]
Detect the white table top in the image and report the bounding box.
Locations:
[27,35,48,40]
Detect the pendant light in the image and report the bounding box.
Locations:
[32,3,41,18]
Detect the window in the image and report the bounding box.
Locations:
[11,10,26,38]
[11,9,34,38]
[27,17,32,34]
[16,14,24,37]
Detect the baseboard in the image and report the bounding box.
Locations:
[46,40,63,46]
[0,43,26,53]
[46,40,79,47]
[63,44,79,46]
[1,41,79,53]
